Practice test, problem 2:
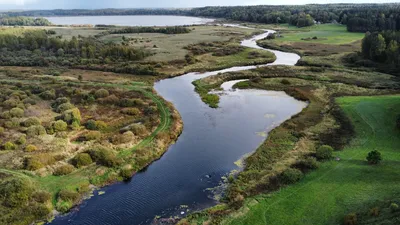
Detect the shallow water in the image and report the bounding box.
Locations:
[49,26,306,225]
[44,15,214,26]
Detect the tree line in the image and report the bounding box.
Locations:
[96,26,191,38]
[361,31,400,65]
[0,16,52,26]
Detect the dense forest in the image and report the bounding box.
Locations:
[0,16,52,26]
[361,31,400,65]
[2,4,400,30]
[0,29,157,75]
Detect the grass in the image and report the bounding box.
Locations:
[274,24,364,45]
[100,26,259,62]
[223,95,400,225]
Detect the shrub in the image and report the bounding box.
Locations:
[56,200,73,213]
[25,144,38,152]
[10,107,24,118]
[27,125,47,137]
[4,118,20,129]
[369,207,379,217]
[53,97,69,107]
[56,103,75,113]
[95,121,107,130]
[84,131,101,141]
[279,168,303,185]
[94,89,109,98]
[121,108,141,116]
[343,213,357,225]
[0,126,4,135]
[281,79,291,85]
[89,147,120,167]
[32,191,51,203]
[111,131,135,144]
[23,97,36,105]
[390,203,399,212]
[4,141,16,150]
[17,135,26,145]
[23,117,41,127]
[54,164,75,176]
[71,120,80,130]
[366,150,382,164]
[72,153,93,168]
[120,167,134,180]
[130,123,147,136]
[39,90,56,100]
[316,145,334,160]
[0,178,33,207]
[85,119,97,130]
[31,202,51,218]
[58,189,79,202]
[61,108,81,125]
[53,120,68,132]
[294,157,320,172]
[1,111,11,119]
[25,158,44,171]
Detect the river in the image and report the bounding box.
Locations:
[49,26,307,225]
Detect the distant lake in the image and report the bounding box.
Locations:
[44,15,215,26]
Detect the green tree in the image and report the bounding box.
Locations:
[370,34,386,61]
[386,40,399,64]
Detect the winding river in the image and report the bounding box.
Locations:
[50,26,307,225]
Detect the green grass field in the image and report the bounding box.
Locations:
[223,95,400,225]
[274,24,364,45]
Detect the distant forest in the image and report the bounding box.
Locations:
[1,4,400,31]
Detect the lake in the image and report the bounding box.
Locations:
[44,15,215,26]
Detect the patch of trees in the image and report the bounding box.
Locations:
[361,31,400,65]
[0,29,157,75]
[0,16,52,26]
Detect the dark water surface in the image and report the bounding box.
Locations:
[44,15,214,26]
[49,26,306,225]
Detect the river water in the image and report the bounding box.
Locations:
[49,26,307,225]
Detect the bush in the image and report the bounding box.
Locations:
[4,141,16,150]
[111,131,135,144]
[10,107,24,118]
[0,178,33,207]
[56,103,75,113]
[94,89,109,98]
[72,153,93,168]
[120,167,134,180]
[17,135,26,145]
[54,164,75,176]
[281,79,291,85]
[25,158,44,171]
[60,108,81,125]
[27,125,47,137]
[4,118,20,129]
[85,119,97,130]
[58,189,79,202]
[32,191,51,203]
[31,202,51,218]
[23,97,36,105]
[89,147,120,167]
[294,157,320,172]
[343,213,357,225]
[390,203,399,212]
[316,145,334,160]
[53,97,69,107]
[366,150,382,164]
[369,207,379,217]
[84,131,101,141]
[1,111,11,119]
[130,123,147,136]
[25,144,38,152]
[53,120,68,132]
[23,117,41,127]
[95,121,107,130]
[279,168,304,185]
[0,126,4,135]
[56,200,73,213]
[39,90,56,100]
[121,108,141,116]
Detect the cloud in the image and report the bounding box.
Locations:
[0,0,37,5]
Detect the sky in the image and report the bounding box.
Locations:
[0,0,399,10]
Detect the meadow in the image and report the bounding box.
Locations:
[223,95,400,225]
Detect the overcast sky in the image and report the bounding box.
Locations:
[0,0,399,10]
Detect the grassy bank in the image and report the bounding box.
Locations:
[222,95,400,225]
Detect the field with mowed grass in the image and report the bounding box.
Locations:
[222,95,400,225]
